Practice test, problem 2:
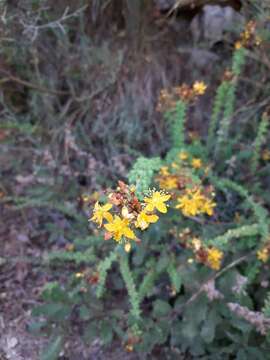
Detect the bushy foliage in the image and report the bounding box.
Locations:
[1,1,270,359]
[27,15,270,359]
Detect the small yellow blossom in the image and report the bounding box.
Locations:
[255,35,262,46]
[257,248,269,263]
[121,206,134,220]
[66,243,75,252]
[125,243,132,252]
[188,258,194,264]
[201,198,216,216]
[172,162,179,169]
[234,41,243,49]
[135,211,159,230]
[75,272,84,278]
[193,81,207,95]
[175,188,204,217]
[125,344,134,352]
[179,151,188,161]
[262,149,270,161]
[144,191,171,213]
[158,175,178,190]
[191,237,202,251]
[207,248,223,270]
[90,202,113,227]
[104,216,135,242]
[191,158,202,169]
[159,166,170,176]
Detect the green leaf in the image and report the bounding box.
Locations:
[185,295,208,326]
[132,245,146,266]
[27,321,47,335]
[79,305,91,321]
[236,349,248,360]
[100,320,113,345]
[171,322,182,347]
[32,303,71,321]
[156,253,170,273]
[200,308,220,344]
[83,323,98,344]
[167,263,182,292]
[153,300,171,317]
[42,282,67,302]
[41,335,63,360]
[181,319,199,341]
[155,319,170,344]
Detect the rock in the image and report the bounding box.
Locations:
[154,0,175,12]
[189,48,219,70]
[7,337,18,349]
[190,5,244,47]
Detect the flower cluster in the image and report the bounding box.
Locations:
[262,149,270,162]
[156,151,216,217]
[206,247,224,270]
[257,243,270,263]
[235,20,262,49]
[176,187,216,217]
[157,81,207,112]
[178,231,224,270]
[90,181,170,252]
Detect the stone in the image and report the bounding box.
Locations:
[190,5,244,47]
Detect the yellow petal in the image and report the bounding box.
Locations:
[102,203,113,211]
[125,243,131,252]
[156,202,168,213]
[104,212,113,222]
[144,203,154,212]
[160,193,171,201]
[104,223,115,232]
[123,227,135,240]
[147,214,159,223]
[114,232,122,242]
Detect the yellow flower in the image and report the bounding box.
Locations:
[75,272,84,278]
[159,166,170,176]
[191,158,202,169]
[121,206,134,220]
[175,188,204,217]
[90,202,113,227]
[207,248,223,270]
[262,149,270,161]
[255,35,262,46]
[179,151,188,161]
[234,41,243,49]
[104,216,135,242]
[125,344,134,352]
[65,243,75,252]
[135,211,159,230]
[158,176,178,190]
[193,81,207,95]
[201,198,216,216]
[257,248,269,263]
[125,243,132,252]
[191,237,202,251]
[144,191,171,213]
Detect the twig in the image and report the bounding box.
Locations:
[0,67,69,96]
[173,254,250,318]
[20,5,88,41]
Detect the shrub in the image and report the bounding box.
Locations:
[29,15,270,359]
